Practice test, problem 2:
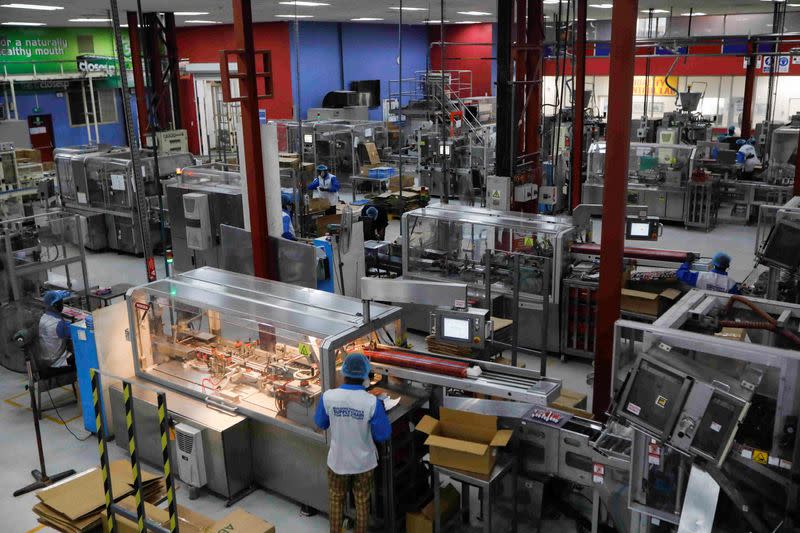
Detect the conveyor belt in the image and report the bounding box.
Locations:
[571,243,690,263]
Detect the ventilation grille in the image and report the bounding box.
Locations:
[176,429,194,454]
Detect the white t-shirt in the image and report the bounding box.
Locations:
[696,271,737,293]
[322,387,379,475]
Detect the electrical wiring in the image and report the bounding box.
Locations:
[46,389,93,442]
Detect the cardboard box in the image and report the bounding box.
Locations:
[415,408,513,475]
[102,498,215,533]
[389,175,415,191]
[364,142,382,165]
[406,483,460,533]
[620,287,682,317]
[315,213,341,236]
[208,508,275,533]
[715,327,748,342]
[307,197,331,213]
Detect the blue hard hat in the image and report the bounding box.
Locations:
[736,139,747,146]
[43,290,70,308]
[281,192,292,208]
[364,206,379,221]
[712,252,731,271]
[728,125,736,133]
[341,353,371,379]
[316,164,328,172]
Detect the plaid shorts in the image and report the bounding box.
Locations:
[328,468,373,533]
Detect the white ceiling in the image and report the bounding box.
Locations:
[0,0,788,27]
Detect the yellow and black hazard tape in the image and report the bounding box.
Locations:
[123,380,147,533]
[91,369,116,533]
[157,393,179,532]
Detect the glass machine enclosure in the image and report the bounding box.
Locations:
[128,267,402,442]
[401,205,576,352]
[584,142,696,222]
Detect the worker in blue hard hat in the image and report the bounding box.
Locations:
[360,203,389,241]
[677,252,740,294]
[281,193,296,241]
[308,164,340,206]
[314,352,391,533]
[38,290,75,370]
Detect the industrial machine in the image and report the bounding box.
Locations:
[401,205,576,352]
[584,141,696,222]
[54,146,194,254]
[164,163,244,273]
[610,291,800,532]
[764,114,800,187]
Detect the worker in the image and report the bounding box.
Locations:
[738,138,759,161]
[677,252,740,294]
[314,353,391,533]
[361,204,389,241]
[308,164,340,206]
[38,290,74,371]
[742,152,758,180]
[281,193,296,241]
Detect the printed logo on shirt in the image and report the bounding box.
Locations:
[332,407,365,420]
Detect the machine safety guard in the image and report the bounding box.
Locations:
[90,369,179,533]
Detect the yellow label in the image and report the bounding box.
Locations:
[753,449,769,464]
[632,76,678,97]
[524,237,534,247]
[298,343,313,357]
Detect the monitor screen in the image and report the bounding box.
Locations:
[629,222,650,238]
[442,317,470,340]
[303,134,313,144]
[763,220,800,270]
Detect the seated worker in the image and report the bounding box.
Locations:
[361,204,389,241]
[281,193,297,241]
[742,152,758,180]
[738,138,759,161]
[677,252,740,294]
[308,164,340,207]
[314,353,391,533]
[38,290,74,372]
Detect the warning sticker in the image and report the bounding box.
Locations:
[655,395,668,408]
[626,402,641,416]
[491,190,501,199]
[524,237,534,247]
[298,343,313,357]
[710,422,722,433]
[753,449,769,464]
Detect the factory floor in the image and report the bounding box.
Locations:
[0,199,761,532]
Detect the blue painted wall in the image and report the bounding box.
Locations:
[2,89,128,148]
[289,22,430,121]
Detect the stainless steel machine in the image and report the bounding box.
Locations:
[401,205,577,352]
[584,141,696,222]
[164,163,244,273]
[610,290,800,532]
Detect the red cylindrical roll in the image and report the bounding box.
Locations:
[361,349,469,378]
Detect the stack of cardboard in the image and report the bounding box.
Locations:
[101,497,214,533]
[406,484,460,533]
[33,460,165,532]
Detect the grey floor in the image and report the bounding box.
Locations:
[0,198,761,532]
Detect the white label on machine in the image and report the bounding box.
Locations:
[110,173,125,191]
[740,448,753,460]
[364,128,372,137]
[626,402,641,416]
[453,299,466,309]
[769,456,780,467]
[77,192,87,204]
[658,342,672,352]
[77,329,87,341]
[29,126,46,135]
[710,422,722,433]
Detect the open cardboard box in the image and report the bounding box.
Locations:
[415,408,513,475]
[406,483,460,533]
[620,287,681,317]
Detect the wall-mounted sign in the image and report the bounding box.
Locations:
[76,54,117,75]
[763,55,790,74]
[632,76,678,97]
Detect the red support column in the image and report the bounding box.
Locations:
[515,0,527,155]
[163,13,183,129]
[526,0,543,186]
[570,0,587,211]
[232,0,276,280]
[742,39,756,139]
[145,14,169,129]
[126,12,149,145]
[795,129,800,196]
[593,0,639,419]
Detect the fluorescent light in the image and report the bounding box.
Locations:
[589,3,613,8]
[352,17,383,20]
[69,17,111,22]
[457,10,491,15]
[543,0,560,3]
[279,1,329,5]
[389,6,427,10]
[0,3,62,10]
[586,18,596,21]
[184,19,221,23]
[422,19,449,23]
[641,8,669,13]
[275,13,314,17]
[680,11,705,16]
[454,20,480,24]
[2,20,45,25]
[174,11,210,15]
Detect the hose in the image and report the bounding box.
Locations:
[718,320,774,331]
[723,295,800,347]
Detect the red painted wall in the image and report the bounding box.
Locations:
[176,22,295,118]
[430,24,494,97]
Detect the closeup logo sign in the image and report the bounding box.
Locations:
[76,54,117,75]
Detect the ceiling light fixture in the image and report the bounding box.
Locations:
[184,19,221,23]
[422,19,449,23]
[0,3,62,10]
[275,13,314,17]
[174,12,210,15]
[454,20,480,24]
[279,1,329,5]
[586,17,597,21]
[2,20,46,25]
[641,8,669,13]
[589,3,613,8]
[389,6,427,10]
[680,11,705,16]
[351,17,383,20]
[68,17,111,22]
[457,10,491,15]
